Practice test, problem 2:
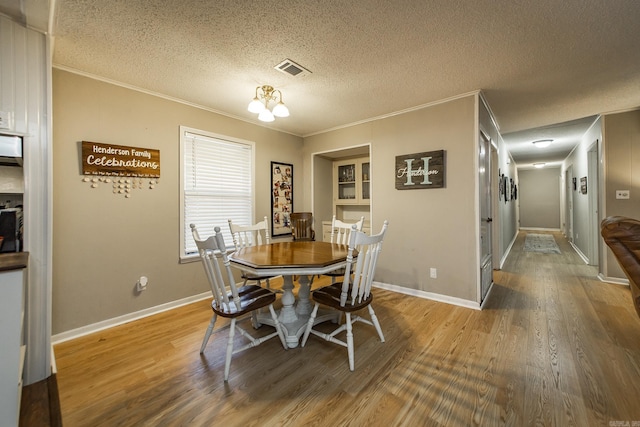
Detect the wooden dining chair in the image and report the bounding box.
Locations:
[228,216,277,291]
[190,224,287,382]
[301,220,389,371]
[291,212,315,241]
[324,215,365,284]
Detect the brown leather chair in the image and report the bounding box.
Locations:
[290,212,315,241]
[601,216,640,319]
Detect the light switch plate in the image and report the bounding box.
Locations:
[616,190,630,199]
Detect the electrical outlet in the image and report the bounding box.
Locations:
[616,190,630,199]
[136,276,148,292]
[430,268,437,279]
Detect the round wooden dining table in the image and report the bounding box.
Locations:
[229,241,351,348]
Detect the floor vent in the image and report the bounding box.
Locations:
[274,59,312,77]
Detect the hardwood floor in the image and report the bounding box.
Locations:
[19,375,62,427]
[51,231,640,426]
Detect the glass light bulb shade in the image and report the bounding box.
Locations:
[248,98,265,113]
[532,139,552,148]
[258,109,275,122]
[272,102,290,118]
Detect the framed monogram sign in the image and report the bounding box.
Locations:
[395,150,445,190]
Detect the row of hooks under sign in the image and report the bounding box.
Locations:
[82,176,159,198]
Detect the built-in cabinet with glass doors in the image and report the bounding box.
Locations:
[324,156,371,241]
[334,157,370,204]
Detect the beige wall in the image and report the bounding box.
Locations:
[303,95,479,301]
[52,69,303,334]
[312,155,334,227]
[53,75,490,333]
[603,109,640,279]
[519,167,561,229]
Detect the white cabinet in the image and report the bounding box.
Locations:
[0,265,26,427]
[332,156,371,227]
[334,157,370,205]
[322,220,371,242]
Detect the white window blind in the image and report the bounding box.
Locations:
[181,129,253,258]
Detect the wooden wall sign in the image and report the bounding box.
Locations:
[82,141,160,177]
[395,150,445,190]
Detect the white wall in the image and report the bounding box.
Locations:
[0,15,52,384]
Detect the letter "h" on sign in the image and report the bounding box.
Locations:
[403,157,432,186]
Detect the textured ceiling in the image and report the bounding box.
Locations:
[22,0,640,166]
[502,115,599,166]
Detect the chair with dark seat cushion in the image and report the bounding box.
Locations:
[601,216,640,319]
[291,212,315,241]
[190,224,287,381]
[301,220,389,371]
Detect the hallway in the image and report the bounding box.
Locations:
[489,230,640,425]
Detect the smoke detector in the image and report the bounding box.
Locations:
[274,59,312,77]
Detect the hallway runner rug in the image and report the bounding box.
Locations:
[524,233,561,254]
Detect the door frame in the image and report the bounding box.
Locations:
[478,130,493,304]
[565,165,574,242]
[587,140,599,266]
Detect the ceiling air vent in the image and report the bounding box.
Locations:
[274,59,311,77]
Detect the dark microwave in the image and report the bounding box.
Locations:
[0,208,22,252]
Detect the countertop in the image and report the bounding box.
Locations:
[0,252,28,271]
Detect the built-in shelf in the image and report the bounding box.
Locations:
[334,157,370,206]
[332,156,371,232]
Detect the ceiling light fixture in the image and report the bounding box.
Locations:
[532,139,553,148]
[248,85,289,122]
[534,162,546,168]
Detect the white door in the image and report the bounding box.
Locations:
[587,142,599,265]
[479,132,493,303]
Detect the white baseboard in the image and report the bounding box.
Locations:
[52,292,211,344]
[373,281,481,310]
[519,227,562,231]
[500,232,518,269]
[597,273,629,286]
[53,282,484,345]
[51,345,57,374]
[569,241,589,264]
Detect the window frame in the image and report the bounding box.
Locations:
[179,126,255,262]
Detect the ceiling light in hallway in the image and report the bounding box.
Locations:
[532,139,553,148]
